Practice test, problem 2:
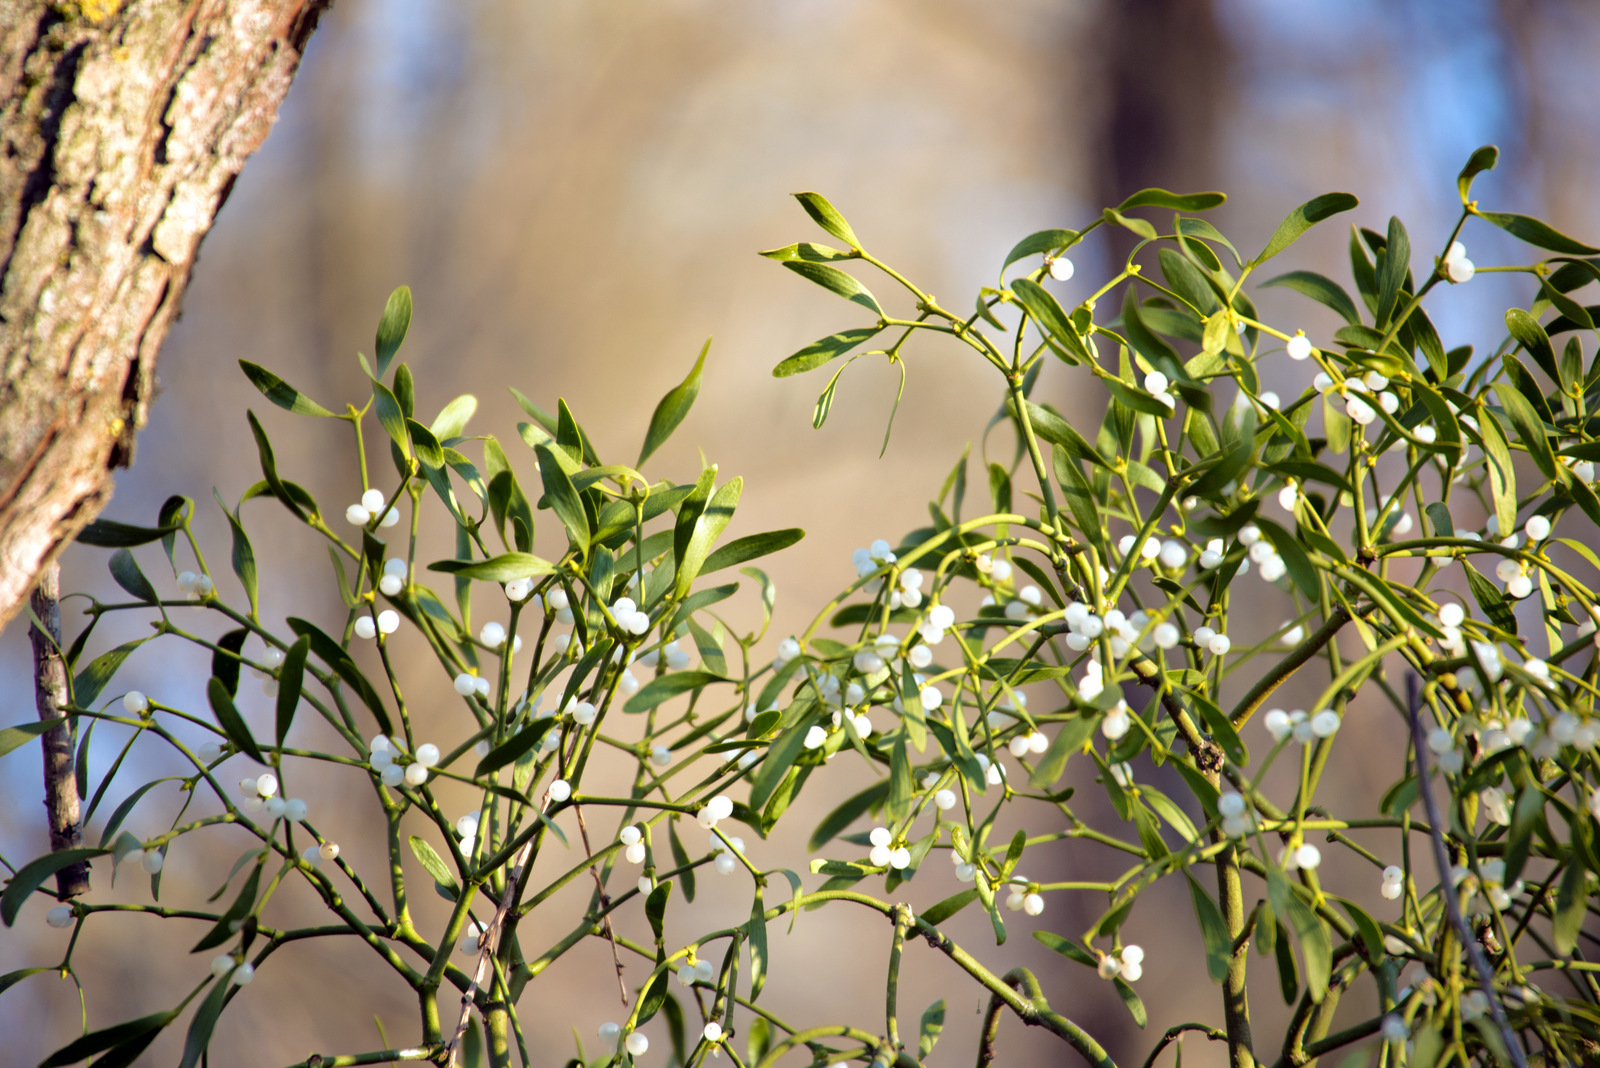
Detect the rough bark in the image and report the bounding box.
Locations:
[0,0,331,633]
[28,562,89,897]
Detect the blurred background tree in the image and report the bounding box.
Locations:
[3,1,1598,1065]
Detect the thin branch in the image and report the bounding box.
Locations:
[1405,674,1528,1068]
[29,563,89,898]
[573,803,630,1006]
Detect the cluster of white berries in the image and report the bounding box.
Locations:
[118,843,166,874]
[1239,524,1288,584]
[238,773,309,821]
[1141,371,1177,411]
[607,596,652,636]
[301,840,340,868]
[1116,535,1190,576]
[246,644,287,698]
[353,607,401,640]
[1217,790,1251,838]
[1281,839,1322,871]
[1097,944,1143,981]
[210,955,255,985]
[868,827,911,869]
[1191,624,1232,656]
[368,735,437,787]
[453,672,493,699]
[637,638,692,672]
[710,834,746,875]
[852,539,897,578]
[775,635,802,665]
[675,957,717,987]
[1380,864,1404,900]
[1315,371,1400,428]
[697,794,735,830]
[175,570,215,598]
[344,488,401,528]
[1008,730,1049,758]
[1100,697,1133,741]
[597,1022,650,1056]
[1263,707,1341,745]
[504,577,534,601]
[477,621,523,653]
[951,847,977,883]
[456,810,483,858]
[919,603,957,647]
[1003,880,1045,916]
[379,557,407,596]
[1442,240,1475,283]
[619,825,647,864]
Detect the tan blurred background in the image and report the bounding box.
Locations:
[4,1,1600,1065]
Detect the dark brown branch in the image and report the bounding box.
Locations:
[28,562,88,898]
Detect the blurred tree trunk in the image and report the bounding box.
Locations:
[0,0,329,632]
[1093,0,1229,263]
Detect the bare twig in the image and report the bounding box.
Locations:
[574,804,630,1006]
[28,563,89,898]
[1405,674,1528,1068]
[444,796,544,1067]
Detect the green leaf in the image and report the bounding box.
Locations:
[1424,502,1454,538]
[107,548,159,604]
[0,966,52,997]
[1552,857,1586,955]
[535,444,590,554]
[192,860,262,952]
[1252,517,1319,602]
[39,1009,180,1068]
[0,719,63,759]
[1002,228,1079,274]
[216,494,258,617]
[244,413,309,522]
[1189,692,1248,765]
[177,974,231,1068]
[430,394,478,441]
[1504,308,1561,383]
[700,529,804,575]
[1052,445,1107,558]
[1019,400,1105,468]
[885,737,914,824]
[759,241,857,263]
[674,475,741,599]
[1012,277,1090,363]
[1457,145,1498,202]
[474,720,556,778]
[640,338,709,466]
[1479,211,1600,256]
[372,379,411,462]
[99,778,175,848]
[73,637,149,709]
[1183,872,1231,982]
[274,636,309,748]
[1493,383,1558,481]
[1119,187,1226,213]
[211,628,249,698]
[781,260,882,316]
[1,847,109,926]
[920,889,979,926]
[747,887,769,999]
[668,820,696,903]
[1112,978,1147,1028]
[645,881,672,944]
[206,677,264,765]
[808,780,889,852]
[623,670,730,714]
[1476,408,1518,538]
[407,418,446,468]
[749,714,817,811]
[917,999,946,1060]
[772,326,879,378]
[78,517,180,548]
[1254,193,1360,265]
[1262,270,1362,327]
[409,836,461,899]
[238,360,336,417]
[1334,897,1385,962]
[1033,930,1098,968]
[427,553,555,583]
[1376,216,1412,328]
[1028,714,1096,789]
[286,618,392,736]
[374,285,413,378]
[793,191,861,248]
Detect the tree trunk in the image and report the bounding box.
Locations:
[0,0,330,633]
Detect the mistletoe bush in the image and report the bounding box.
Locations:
[6,144,1600,1068]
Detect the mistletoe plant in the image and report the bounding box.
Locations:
[6,143,1600,1068]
